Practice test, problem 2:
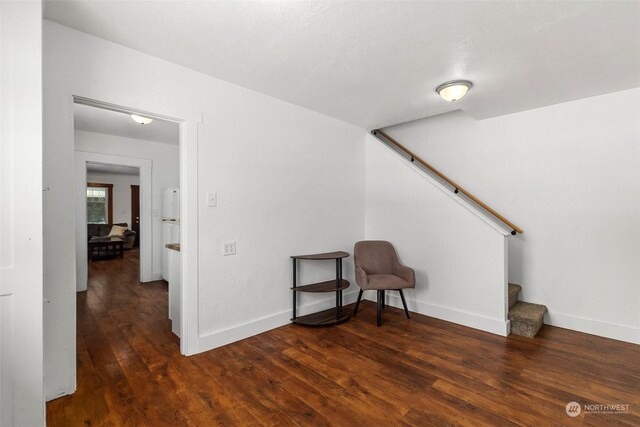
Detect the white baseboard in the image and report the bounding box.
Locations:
[146,271,163,282]
[364,291,509,336]
[197,291,360,353]
[45,386,74,402]
[195,291,638,355]
[546,311,640,345]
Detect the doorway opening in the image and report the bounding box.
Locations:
[86,163,140,263]
[73,101,182,351]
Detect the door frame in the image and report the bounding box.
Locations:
[44,82,202,401]
[75,153,152,287]
[72,95,200,357]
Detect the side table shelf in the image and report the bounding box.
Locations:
[291,251,351,326]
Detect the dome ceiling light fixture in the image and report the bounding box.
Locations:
[435,80,473,102]
[130,114,154,125]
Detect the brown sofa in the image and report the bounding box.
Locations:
[87,222,137,250]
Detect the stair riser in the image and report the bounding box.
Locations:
[507,284,546,338]
[511,320,543,338]
[508,290,518,309]
[508,283,521,310]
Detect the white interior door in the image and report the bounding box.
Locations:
[0,1,45,425]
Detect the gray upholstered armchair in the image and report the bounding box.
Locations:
[353,240,415,326]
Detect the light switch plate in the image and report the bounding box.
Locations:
[207,192,217,207]
[223,241,236,256]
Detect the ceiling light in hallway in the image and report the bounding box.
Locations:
[436,80,473,102]
[130,114,154,125]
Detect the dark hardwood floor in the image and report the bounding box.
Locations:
[47,249,640,426]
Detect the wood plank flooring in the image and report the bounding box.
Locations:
[47,249,640,426]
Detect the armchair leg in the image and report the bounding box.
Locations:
[382,290,385,309]
[377,290,382,326]
[353,289,363,315]
[399,289,410,319]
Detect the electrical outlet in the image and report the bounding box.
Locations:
[222,241,236,256]
[207,192,217,207]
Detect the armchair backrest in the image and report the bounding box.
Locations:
[354,240,398,274]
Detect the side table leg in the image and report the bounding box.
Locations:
[292,258,297,320]
[335,259,340,320]
[338,258,343,307]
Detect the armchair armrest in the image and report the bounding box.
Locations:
[355,265,369,288]
[393,263,415,286]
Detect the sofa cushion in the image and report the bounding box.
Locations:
[87,223,101,239]
[88,222,133,239]
[109,225,128,237]
[98,224,112,236]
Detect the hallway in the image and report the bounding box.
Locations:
[47,250,184,425]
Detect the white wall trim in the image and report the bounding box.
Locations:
[148,272,163,281]
[44,88,78,401]
[75,151,153,290]
[368,134,512,236]
[197,291,360,353]
[364,291,510,336]
[179,118,200,356]
[546,311,640,345]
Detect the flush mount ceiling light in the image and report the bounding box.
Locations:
[130,114,154,125]
[436,80,473,102]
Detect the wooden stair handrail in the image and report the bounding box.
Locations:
[373,129,523,235]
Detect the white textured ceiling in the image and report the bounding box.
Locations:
[74,103,179,144]
[48,1,640,128]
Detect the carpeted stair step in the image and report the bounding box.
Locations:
[509,301,547,338]
[508,283,521,309]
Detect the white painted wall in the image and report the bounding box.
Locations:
[86,171,140,226]
[365,135,509,335]
[383,88,640,344]
[0,1,44,425]
[44,21,365,398]
[77,130,178,281]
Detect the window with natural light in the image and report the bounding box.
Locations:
[87,187,109,224]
